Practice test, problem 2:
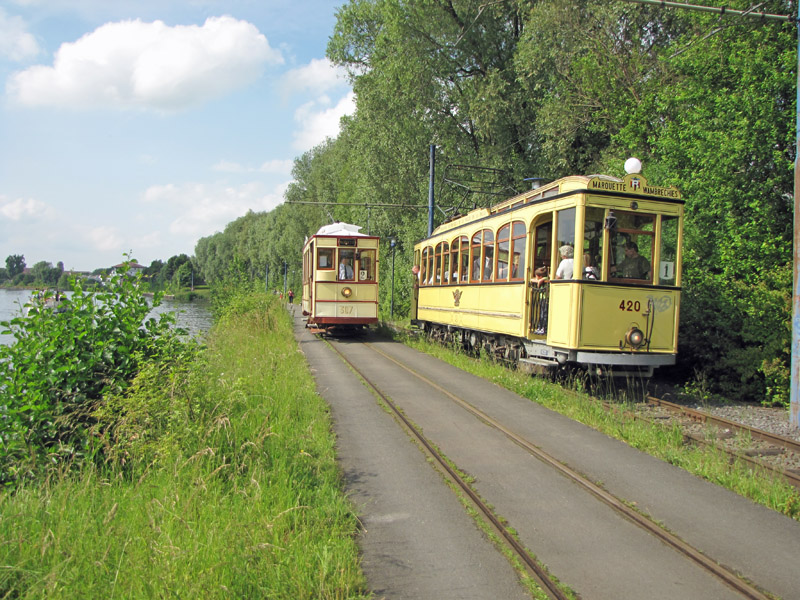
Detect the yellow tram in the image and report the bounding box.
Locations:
[411,159,683,376]
[302,223,379,332]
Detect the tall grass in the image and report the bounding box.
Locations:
[0,293,368,599]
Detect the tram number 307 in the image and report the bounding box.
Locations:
[339,306,354,315]
[619,300,641,312]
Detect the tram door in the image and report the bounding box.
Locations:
[529,220,552,335]
[410,249,420,319]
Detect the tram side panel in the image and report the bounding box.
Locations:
[417,284,528,339]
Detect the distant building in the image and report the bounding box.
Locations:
[111,262,147,277]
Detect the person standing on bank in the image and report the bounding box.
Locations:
[555,245,574,279]
[288,289,294,304]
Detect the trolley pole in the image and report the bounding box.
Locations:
[618,0,798,426]
[428,144,435,238]
[283,261,287,298]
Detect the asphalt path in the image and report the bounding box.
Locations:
[294,312,800,599]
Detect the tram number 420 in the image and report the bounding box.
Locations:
[619,300,641,312]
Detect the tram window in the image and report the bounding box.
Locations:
[583,207,604,280]
[609,212,654,282]
[533,221,552,273]
[511,221,526,280]
[450,238,460,282]
[659,216,679,285]
[358,249,376,281]
[442,242,451,283]
[459,236,469,282]
[434,242,444,285]
[421,247,430,286]
[482,229,494,281]
[470,232,482,282]
[318,248,333,269]
[556,208,576,279]
[497,224,510,281]
[338,248,356,280]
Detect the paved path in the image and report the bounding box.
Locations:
[294,313,800,599]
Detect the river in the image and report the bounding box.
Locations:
[0,289,213,346]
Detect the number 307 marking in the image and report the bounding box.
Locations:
[339,306,354,315]
[619,300,641,312]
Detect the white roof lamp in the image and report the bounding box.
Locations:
[624,157,642,175]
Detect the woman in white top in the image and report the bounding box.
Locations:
[555,245,574,279]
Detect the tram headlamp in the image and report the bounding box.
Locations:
[341,287,353,298]
[625,327,645,349]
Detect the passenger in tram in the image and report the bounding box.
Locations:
[555,245,574,279]
[339,256,354,280]
[532,266,549,287]
[583,253,600,280]
[482,256,493,280]
[497,262,507,280]
[510,254,521,279]
[532,267,549,335]
[611,242,651,280]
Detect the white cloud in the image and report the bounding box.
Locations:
[282,57,348,95]
[7,15,283,111]
[292,90,355,150]
[0,195,52,220]
[141,180,288,238]
[0,8,40,61]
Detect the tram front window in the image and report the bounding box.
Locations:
[609,212,654,282]
[358,250,376,281]
[659,216,679,285]
[583,207,604,280]
[338,249,355,280]
[318,248,333,269]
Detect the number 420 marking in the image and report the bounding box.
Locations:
[619,300,641,312]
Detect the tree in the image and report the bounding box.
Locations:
[6,255,25,278]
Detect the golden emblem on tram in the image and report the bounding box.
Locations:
[452,289,462,307]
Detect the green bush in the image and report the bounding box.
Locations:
[0,262,193,487]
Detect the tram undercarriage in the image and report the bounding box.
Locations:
[417,321,672,379]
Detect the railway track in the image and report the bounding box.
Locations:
[323,334,775,600]
[635,397,800,490]
[396,323,800,491]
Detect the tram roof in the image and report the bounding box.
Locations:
[313,222,369,237]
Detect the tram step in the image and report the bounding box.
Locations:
[518,356,558,375]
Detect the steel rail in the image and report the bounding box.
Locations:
[643,397,800,490]
[363,342,773,600]
[647,396,800,454]
[324,338,572,600]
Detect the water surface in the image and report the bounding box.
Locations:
[0,289,212,346]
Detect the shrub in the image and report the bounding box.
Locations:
[0,261,193,487]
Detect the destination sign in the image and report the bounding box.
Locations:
[588,175,681,200]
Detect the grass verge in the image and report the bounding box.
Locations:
[0,293,368,599]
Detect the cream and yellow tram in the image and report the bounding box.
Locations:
[411,160,683,376]
[302,223,379,332]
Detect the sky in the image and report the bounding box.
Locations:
[0,0,355,272]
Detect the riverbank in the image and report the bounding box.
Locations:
[0,293,368,598]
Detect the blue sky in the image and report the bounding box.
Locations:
[0,0,354,272]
